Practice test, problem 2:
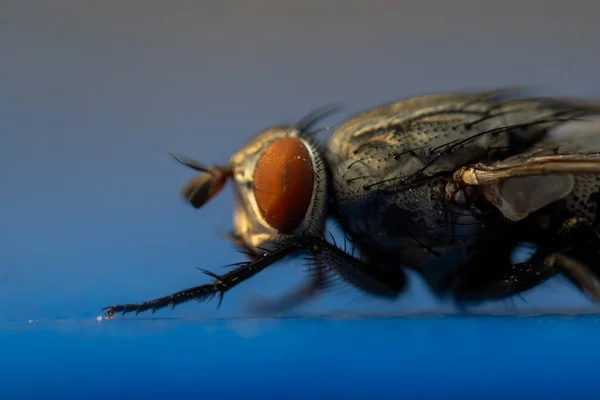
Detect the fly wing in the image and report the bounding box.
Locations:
[455,121,600,221]
[480,174,576,221]
[550,115,600,151]
[331,88,600,194]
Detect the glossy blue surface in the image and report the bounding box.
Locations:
[3,315,600,399]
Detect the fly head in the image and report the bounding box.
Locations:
[172,108,339,256]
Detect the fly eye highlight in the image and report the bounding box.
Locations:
[253,137,315,232]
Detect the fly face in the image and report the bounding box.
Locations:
[172,112,332,257]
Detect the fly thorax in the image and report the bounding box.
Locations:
[332,146,427,197]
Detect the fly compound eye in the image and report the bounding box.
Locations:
[253,137,315,232]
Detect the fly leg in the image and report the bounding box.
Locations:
[307,238,407,300]
[245,266,328,314]
[447,217,600,306]
[102,242,301,319]
[246,242,408,314]
[220,230,260,260]
[220,231,325,313]
[102,235,407,318]
[541,218,600,301]
[544,253,600,301]
[449,255,556,307]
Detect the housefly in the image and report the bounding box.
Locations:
[103,88,600,318]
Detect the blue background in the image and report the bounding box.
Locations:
[2,1,600,398]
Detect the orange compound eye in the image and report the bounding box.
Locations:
[253,137,315,232]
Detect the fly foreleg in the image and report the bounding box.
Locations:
[102,235,407,318]
[102,242,302,319]
[246,237,408,313]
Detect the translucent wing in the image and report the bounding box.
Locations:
[455,122,600,221]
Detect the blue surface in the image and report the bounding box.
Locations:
[3,315,600,399]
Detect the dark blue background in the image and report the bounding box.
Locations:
[2,1,600,398]
[4,316,600,398]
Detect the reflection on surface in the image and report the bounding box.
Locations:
[2,315,599,398]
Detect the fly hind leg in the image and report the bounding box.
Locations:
[447,217,600,308]
[542,218,600,301]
